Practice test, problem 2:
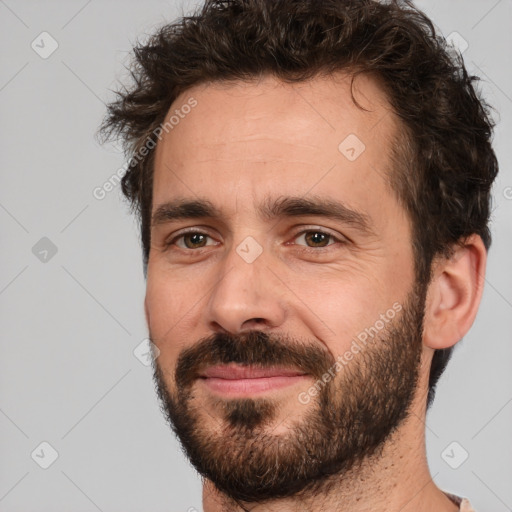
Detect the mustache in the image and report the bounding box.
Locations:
[174,330,336,390]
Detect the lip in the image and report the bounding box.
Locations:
[198,365,309,396]
[200,365,307,379]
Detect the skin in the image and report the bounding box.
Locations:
[144,73,486,511]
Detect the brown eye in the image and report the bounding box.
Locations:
[295,230,336,248]
[169,231,217,250]
[182,233,208,248]
[304,231,331,247]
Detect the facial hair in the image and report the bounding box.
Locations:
[151,281,426,504]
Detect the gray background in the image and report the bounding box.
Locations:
[0,0,511,510]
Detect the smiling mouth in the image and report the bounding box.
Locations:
[198,364,310,395]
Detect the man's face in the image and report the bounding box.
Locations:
[145,74,425,502]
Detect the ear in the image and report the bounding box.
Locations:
[423,234,487,350]
[144,295,150,327]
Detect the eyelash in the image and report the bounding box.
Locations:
[164,227,345,252]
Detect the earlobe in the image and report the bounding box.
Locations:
[423,234,487,350]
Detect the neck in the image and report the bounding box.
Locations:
[202,381,458,512]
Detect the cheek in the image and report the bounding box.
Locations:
[288,271,373,346]
[290,269,400,357]
[145,272,201,360]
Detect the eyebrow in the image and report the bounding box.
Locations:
[151,195,375,236]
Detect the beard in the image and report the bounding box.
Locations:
[150,280,427,505]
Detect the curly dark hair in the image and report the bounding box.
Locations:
[99,0,498,408]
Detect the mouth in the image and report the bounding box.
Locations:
[198,364,310,396]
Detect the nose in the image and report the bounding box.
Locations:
[205,243,287,334]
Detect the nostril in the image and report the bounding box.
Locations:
[244,318,266,328]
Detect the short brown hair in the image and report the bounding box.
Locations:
[99,0,498,407]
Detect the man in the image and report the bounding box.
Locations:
[100,0,498,510]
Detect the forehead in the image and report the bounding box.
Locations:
[152,73,399,216]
